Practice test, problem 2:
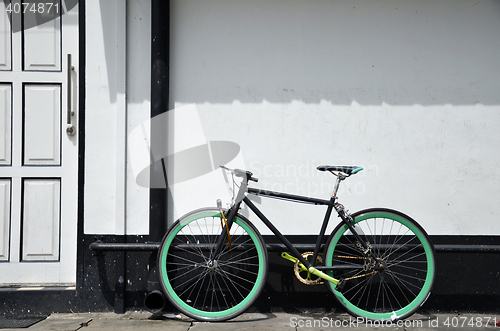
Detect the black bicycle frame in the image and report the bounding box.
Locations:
[245,188,333,269]
[212,186,369,271]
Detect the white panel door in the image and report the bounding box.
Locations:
[23,13,61,71]
[22,179,61,261]
[0,179,10,262]
[24,85,61,165]
[0,0,79,285]
[0,84,11,165]
[0,4,10,71]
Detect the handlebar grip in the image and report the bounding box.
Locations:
[224,167,258,182]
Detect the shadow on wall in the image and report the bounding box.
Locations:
[170,0,500,106]
[2,0,78,32]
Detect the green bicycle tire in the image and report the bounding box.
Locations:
[324,208,435,321]
[158,208,268,321]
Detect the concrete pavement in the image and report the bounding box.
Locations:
[2,310,499,330]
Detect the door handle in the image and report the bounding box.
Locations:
[66,54,76,136]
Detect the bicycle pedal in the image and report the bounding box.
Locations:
[335,278,346,293]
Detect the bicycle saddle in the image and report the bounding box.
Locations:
[317,165,363,175]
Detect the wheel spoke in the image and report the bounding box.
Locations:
[387,251,427,268]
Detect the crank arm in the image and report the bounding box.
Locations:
[281,252,298,263]
[307,267,340,286]
[282,252,342,287]
[281,252,307,271]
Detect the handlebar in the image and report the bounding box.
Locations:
[220,166,259,182]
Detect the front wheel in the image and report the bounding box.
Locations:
[158,208,268,321]
[324,208,435,321]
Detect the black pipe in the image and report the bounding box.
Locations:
[89,241,160,252]
[144,290,167,314]
[89,242,500,253]
[435,244,500,253]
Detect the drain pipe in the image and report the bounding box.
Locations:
[144,290,167,314]
[146,0,170,313]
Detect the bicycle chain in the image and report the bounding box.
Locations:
[332,255,378,280]
[343,270,377,281]
[333,255,368,260]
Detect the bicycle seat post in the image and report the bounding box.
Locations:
[331,172,346,199]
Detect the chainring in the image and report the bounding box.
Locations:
[293,252,324,285]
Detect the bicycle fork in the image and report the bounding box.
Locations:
[210,200,242,261]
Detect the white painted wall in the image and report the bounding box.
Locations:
[84,0,500,236]
[85,0,150,235]
[169,0,500,235]
[125,0,151,234]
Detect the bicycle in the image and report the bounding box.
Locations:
[157,165,436,322]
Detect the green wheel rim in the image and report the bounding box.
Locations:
[326,211,435,320]
[159,211,266,319]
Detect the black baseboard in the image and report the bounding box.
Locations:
[1,235,499,315]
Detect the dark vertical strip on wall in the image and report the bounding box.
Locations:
[148,0,169,291]
[76,0,86,291]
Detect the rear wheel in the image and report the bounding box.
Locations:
[158,208,268,321]
[324,208,435,321]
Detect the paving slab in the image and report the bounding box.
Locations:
[190,312,296,331]
[85,318,190,331]
[6,313,93,331]
[1,311,189,331]
[72,312,190,331]
[3,311,498,331]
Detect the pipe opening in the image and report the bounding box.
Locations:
[144,290,166,313]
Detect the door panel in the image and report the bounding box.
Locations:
[23,84,61,166]
[0,84,11,165]
[0,179,10,262]
[0,5,11,71]
[22,179,61,261]
[23,14,61,71]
